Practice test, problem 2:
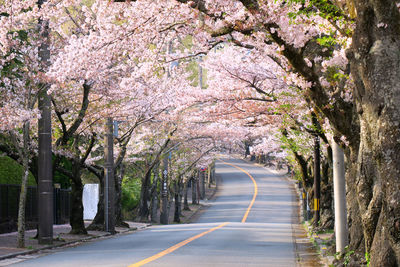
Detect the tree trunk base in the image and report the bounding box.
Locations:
[116,221,130,228]
[69,228,88,235]
[86,224,104,231]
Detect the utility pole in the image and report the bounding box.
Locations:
[313,134,321,224]
[104,118,115,233]
[333,141,348,253]
[37,0,53,245]
[160,155,169,224]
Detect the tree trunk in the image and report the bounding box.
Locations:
[183,179,190,211]
[191,177,197,204]
[178,180,183,216]
[16,122,30,248]
[17,162,30,248]
[150,164,159,223]
[173,182,180,223]
[196,175,201,203]
[200,170,205,200]
[138,170,151,222]
[347,1,400,264]
[294,152,312,188]
[69,160,87,235]
[207,168,211,188]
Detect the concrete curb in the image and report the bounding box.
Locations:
[0,225,148,262]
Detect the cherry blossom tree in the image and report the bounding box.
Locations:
[2,1,399,263]
[0,0,46,247]
[170,0,400,263]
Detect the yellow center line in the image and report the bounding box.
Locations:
[218,159,258,223]
[128,222,229,267]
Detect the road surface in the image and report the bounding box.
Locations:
[10,157,298,266]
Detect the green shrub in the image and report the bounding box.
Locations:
[121,177,141,213]
[0,156,36,186]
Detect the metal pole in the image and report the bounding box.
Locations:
[160,156,169,224]
[104,118,115,233]
[313,135,321,224]
[333,141,348,253]
[105,171,109,232]
[37,0,53,245]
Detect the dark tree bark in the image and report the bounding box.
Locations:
[173,181,180,223]
[183,178,190,211]
[199,170,205,200]
[192,176,197,205]
[137,130,176,222]
[69,159,87,235]
[346,1,400,265]
[138,169,151,222]
[178,180,183,216]
[52,85,92,235]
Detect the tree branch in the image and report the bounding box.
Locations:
[58,82,91,146]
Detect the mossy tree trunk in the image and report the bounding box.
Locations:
[347,1,400,264]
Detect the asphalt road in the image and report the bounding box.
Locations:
[10,157,298,267]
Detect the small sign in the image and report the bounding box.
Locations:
[113,121,119,137]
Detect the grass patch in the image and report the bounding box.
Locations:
[316,228,334,235]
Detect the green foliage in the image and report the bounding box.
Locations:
[336,246,355,266]
[0,156,36,185]
[185,60,208,88]
[186,61,200,87]
[121,177,141,212]
[316,35,337,48]
[181,35,193,50]
[316,228,334,235]
[82,0,95,7]
[325,66,348,85]
[365,252,370,267]
[53,156,72,189]
[344,249,355,265]
[0,29,31,91]
[286,0,345,22]
[280,128,310,154]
